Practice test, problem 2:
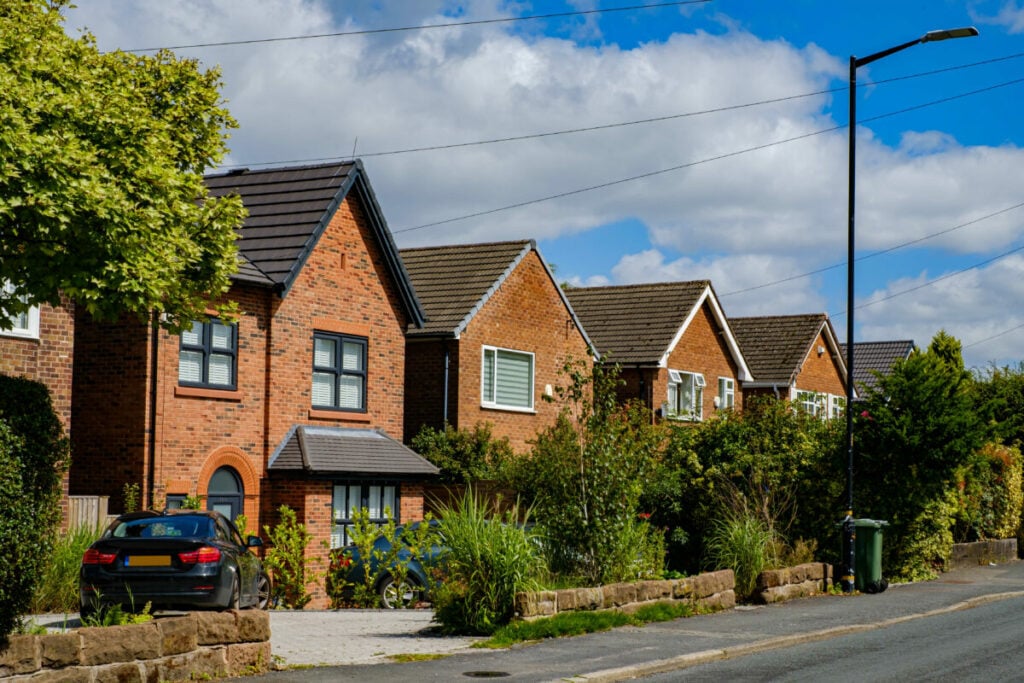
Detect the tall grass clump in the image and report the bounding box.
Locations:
[31,523,103,613]
[432,490,545,635]
[704,509,777,599]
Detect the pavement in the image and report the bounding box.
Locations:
[26,561,1024,680]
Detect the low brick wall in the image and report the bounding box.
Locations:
[1,610,270,681]
[514,569,736,620]
[754,562,833,604]
[949,539,1018,570]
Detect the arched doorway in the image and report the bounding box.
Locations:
[207,466,243,520]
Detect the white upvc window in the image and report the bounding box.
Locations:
[666,369,705,421]
[1,282,40,339]
[795,390,828,417]
[481,346,535,411]
[330,483,397,548]
[830,394,846,419]
[718,377,735,410]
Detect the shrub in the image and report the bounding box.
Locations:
[0,375,70,647]
[263,505,315,609]
[411,422,515,484]
[30,523,103,613]
[954,442,1023,542]
[432,490,545,635]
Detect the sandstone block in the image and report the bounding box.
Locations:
[158,615,198,656]
[195,611,239,645]
[0,633,40,676]
[227,641,272,676]
[80,623,160,666]
[637,580,673,602]
[556,589,577,612]
[94,661,144,683]
[236,610,271,643]
[39,632,80,668]
[18,666,92,682]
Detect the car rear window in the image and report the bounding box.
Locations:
[108,516,214,539]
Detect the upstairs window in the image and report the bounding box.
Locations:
[312,332,367,411]
[481,346,534,411]
[178,319,237,389]
[667,370,705,421]
[718,377,735,410]
[1,282,39,339]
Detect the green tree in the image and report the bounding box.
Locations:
[971,363,1024,447]
[0,376,70,647]
[0,1,246,332]
[411,422,515,484]
[524,360,665,584]
[855,333,988,580]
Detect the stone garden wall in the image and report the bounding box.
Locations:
[514,569,736,620]
[949,539,1018,570]
[753,562,833,604]
[0,610,270,681]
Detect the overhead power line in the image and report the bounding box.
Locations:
[719,201,1024,298]
[123,0,712,52]
[235,52,1024,168]
[964,323,1024,350]
[393,76,1024,233]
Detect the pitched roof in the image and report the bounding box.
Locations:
[565,282,751,378]
[399,240,590,347]
[268,426,439,477]
[730,313,845,387]
[205,161,424,326]
[839,340,915,391]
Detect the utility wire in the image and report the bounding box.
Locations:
[964,323,1024,350]
[235,52,1024,168]
[123,0,712,52]
[393,76,1024,233]
[719,201,1024,298]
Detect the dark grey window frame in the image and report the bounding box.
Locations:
[311,332,368,412]
[178,319,238,390]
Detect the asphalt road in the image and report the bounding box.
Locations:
[252,560,1024,682]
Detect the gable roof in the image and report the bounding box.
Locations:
[839,340,915,392]
[399,240,591,348]
[205,161,424,327]
[565,281,751,379]
[268,425,439,477]
[730,313,846,388]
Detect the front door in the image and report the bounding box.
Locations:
[207,466,243,521]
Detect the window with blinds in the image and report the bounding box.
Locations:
[312,332,367,411]
[481,346,534,411]
[178,319,237,389]
[330,483,397,548]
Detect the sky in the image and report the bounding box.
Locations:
[63,0,1024,370]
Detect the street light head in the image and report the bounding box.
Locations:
[922,26,979,42]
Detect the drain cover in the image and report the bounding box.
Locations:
[463,672,511,678]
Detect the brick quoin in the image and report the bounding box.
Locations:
[405,249,592,453]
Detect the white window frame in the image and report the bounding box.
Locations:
[481,345,535,412]
[830,394,846,419]
[0,282,40,339]
[330,482,397,549]
[666,370,705,421]
[717,377,735,410]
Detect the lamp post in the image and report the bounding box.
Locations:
[842,26,978,594]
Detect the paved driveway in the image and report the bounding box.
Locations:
[268,609,483,667]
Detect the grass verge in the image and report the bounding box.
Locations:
[478,601,696,649]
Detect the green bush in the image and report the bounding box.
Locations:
[411,422,515,484]
[31,523,103,613]
[0,375,70,647]
[954,442,1023,542]
[263,505,315,609]
[431,490,545,635]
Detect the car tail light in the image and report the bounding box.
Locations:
[178,546,221,564]
[82,549,117,565]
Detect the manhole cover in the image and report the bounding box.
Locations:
[463,672,511,678]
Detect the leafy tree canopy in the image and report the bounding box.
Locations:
[0,1,246,331]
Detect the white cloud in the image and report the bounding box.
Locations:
[970,1,1024,34]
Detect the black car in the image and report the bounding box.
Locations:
[80,509,269,618]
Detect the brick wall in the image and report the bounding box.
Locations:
[403,338,451,443]
[793,330,846,396]
[1,297,75,524]
[451,250,592,453]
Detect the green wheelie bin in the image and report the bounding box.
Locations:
[854,518,889,593]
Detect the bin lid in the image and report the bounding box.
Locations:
[854,518,889,528]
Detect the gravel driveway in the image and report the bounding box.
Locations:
[267,609,483,667]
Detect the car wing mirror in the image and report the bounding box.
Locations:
[247,535,263,548]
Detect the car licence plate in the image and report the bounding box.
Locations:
[126,555,171,567]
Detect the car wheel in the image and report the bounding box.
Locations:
[378,573,424,609]
[255,572,271,610]
[228,574,241,610]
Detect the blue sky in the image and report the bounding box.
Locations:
[65,1,1024,368]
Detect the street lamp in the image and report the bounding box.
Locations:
[842,26,978,594]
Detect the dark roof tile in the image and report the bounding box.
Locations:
[268,426,439,476]
[839,340,915,390]
[730,313,836,385]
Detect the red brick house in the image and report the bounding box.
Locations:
[400,240,593,452]
[730,313,849,416]
[69,162,438,604]
[1,291,75,521]
[565,281,751,421]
